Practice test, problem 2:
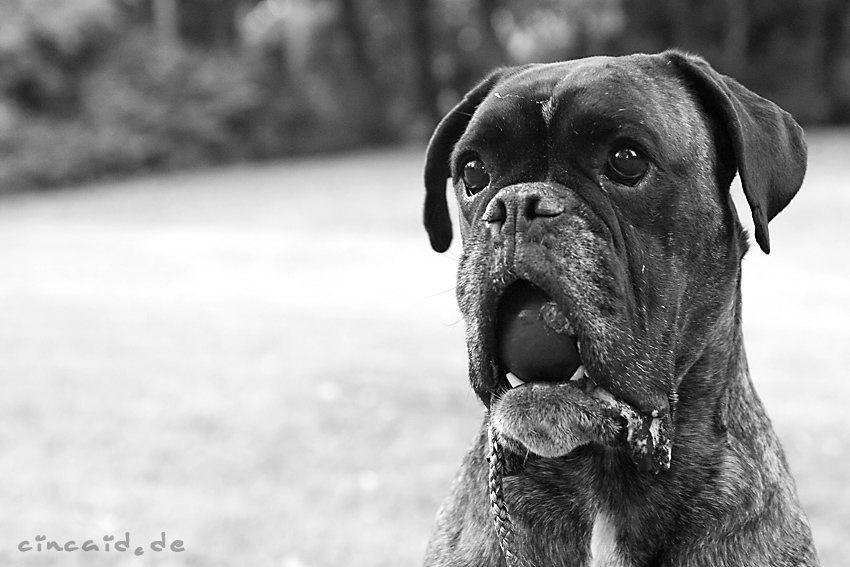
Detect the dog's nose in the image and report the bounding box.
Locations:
[482,186,564,239]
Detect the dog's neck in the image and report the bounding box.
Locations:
[672,283,746,439]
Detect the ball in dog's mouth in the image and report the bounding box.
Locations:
[492,279,673,472]
[496,280,581,385]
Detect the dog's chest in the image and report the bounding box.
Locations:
[587,511,630,567]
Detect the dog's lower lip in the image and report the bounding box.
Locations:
[502,366,642,419]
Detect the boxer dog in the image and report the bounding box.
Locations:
[421,51,818,566]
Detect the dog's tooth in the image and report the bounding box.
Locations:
[569,365,585,382]
[506,372,526,388]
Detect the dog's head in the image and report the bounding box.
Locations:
[423,51,806,467]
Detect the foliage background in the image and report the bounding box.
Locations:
[1,0,850,192]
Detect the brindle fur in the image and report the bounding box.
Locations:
[422,51,818,567]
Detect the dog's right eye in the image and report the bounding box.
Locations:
[462,158,490,196]
[606,147,649,186]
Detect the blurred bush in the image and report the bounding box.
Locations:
[0,0,397,191]
[0,0,849,192]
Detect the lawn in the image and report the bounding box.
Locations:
[0,131,848,566]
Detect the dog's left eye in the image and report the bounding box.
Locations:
[461,158,490,195]
[606,147,649,186]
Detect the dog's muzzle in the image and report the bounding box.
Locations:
[489,279,672,473]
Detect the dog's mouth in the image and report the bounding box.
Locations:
[495,279,603,398]
[490,280,672,472]
[496,280,587,385]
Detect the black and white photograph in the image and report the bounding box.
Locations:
[1,1,848,566]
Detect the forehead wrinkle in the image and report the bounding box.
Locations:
[494,63,568,128]
[540,97,557,127]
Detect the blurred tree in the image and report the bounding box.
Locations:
[720,0,750,77]
[0,0,117,114]
[145,0,262,49]
[179,0,245,48]
[613,0,850,123]
[476,0,509,65]
[2,0,850,193]
[338,0,392,139]
[152,0,180,46]
[409,0,441,127]
[821,0,850,121]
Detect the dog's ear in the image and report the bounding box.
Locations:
[424,70,506,252]
[665,51,807,254]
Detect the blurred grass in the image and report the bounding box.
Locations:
[0,132,848,566]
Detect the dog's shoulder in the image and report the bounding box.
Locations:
[423,427,504,566]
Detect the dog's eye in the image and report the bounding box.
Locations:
[462,158,490,196]
[606,147,649,186]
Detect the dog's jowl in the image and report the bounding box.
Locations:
[421,51,818,567]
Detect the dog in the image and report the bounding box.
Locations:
[421,51,818,567]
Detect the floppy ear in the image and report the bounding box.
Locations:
[666,51,807,254]
[424,70,506,252]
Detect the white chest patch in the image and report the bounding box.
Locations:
[589,511,629,567]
